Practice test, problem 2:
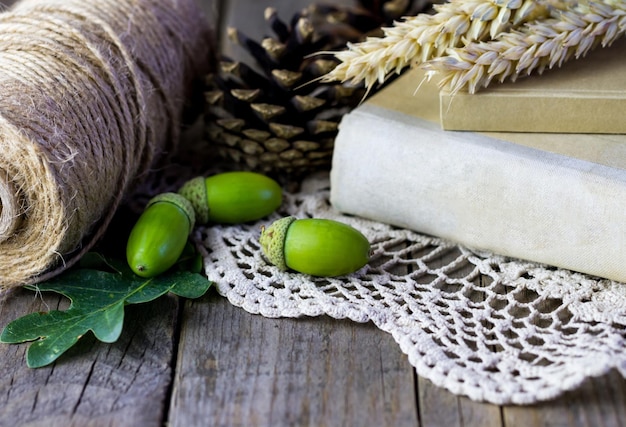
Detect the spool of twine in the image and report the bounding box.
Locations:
[0,0,211,290]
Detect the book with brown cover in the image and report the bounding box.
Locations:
[439,37,626,134]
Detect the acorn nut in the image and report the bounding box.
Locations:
[179,171,282,224]
[259,216,370,277]
[126,192,195,278]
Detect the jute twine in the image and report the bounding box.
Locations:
[0,0,211,289]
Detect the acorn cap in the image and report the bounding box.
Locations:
[178,176,210,224]
[259,216,296,271]
[147,192,196,231]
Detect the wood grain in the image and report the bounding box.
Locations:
[0,289,180,427]
[168,293,418,427]
[503,372,626,427]
[418,376,503,427]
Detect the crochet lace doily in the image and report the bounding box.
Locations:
[139,163,626,406]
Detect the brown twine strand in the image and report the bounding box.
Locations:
[0,0,211,289]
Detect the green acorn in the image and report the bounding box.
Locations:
[126,193,195,278]
[260,216,370,277]
[178,171,282,224]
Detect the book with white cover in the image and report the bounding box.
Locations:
[330,66,626,282]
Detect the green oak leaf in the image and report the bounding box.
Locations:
[0,257,211,368]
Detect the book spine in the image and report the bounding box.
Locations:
[330,104,626,282]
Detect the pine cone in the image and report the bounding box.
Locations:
[204,1,435,178]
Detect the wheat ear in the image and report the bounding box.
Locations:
[320,0,556,88]
[423,0,626,95]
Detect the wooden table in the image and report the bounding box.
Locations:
[3,280,626,427]
[2,0,626,426]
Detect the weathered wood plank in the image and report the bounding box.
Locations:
[168,293,418,427]
[417,376,503,427]
[0,288,180,427]
[502,371,626,427]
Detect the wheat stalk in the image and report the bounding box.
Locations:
[320,0,557,89]
[423,0,626,94]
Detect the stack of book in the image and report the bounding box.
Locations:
[329,38,626,283]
